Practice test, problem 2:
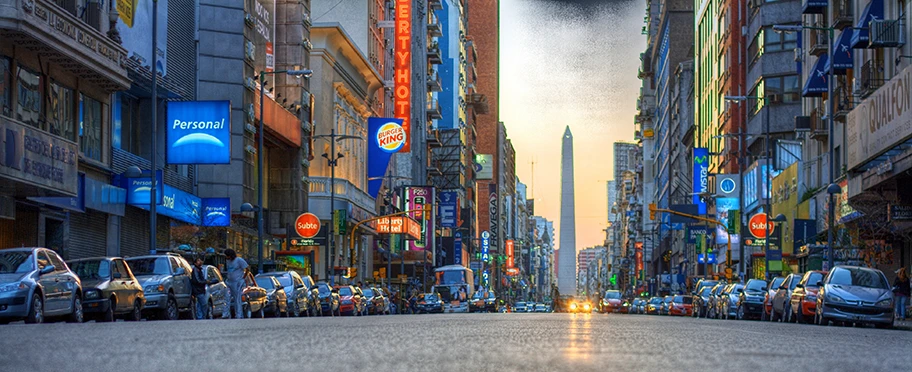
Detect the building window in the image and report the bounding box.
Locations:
[749,30,762,64]
[763,27,798,52]
[79,94,103,162]
[15,66,42,128]
[115,93,148,158]
[0,56,10,117]
[48,80,76,141]
[764,75,800,102]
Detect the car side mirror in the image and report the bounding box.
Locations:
[295,284,304,289]
[113,272,123,279]
[795,283,804,288]
[39,265,55,275]
[816,281,823,287]
[174,267,186,276]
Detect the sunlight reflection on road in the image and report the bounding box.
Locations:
[563,313,593,361]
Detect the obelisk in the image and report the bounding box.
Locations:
[558,126,577,295]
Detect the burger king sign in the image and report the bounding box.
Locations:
[376,121,407,153]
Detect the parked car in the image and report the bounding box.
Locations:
[198,264,230,319]
[363,287,387,315]
[126,254,193,320]
[335,285,364,316]
[514,301,529,312]
[770,273,802,322]
[816,266,894,328]
[0,248,84,324]
[693,286,714,318]
[353,286,369,315]
[737,279,768,320]
[633,298,647,314]
[762,276,785,321]
[69,257,144,322]
[668,295,693,316]
[720,284,744,319]
[599,290,623,313]
[470,289,497,312]
[237,272,268,318]
[534,303,548,312]
[257,271,312,317]
[416,293,445,313]
[316,281,340,316]
[789,270,828,323]
[693,279,719,297]
[660,296,673,315]
[706,283,727,318]
[646,297,662,315]
[254,275,287,317]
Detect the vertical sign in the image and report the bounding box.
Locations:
[438,191,458,228]
[505,240,514,269]
[481,230,490,262]
[635,242,644,272]
[489,183,498,250]
[454,231,463,266]
[394,0,412,153]
[405,186,435,251]
[693,148,709,214]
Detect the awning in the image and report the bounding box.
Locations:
[802,54,829,97]
[851,0,884,48]
[829,28,854,74]
[802,0,827,14]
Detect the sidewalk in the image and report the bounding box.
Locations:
[895,319,912,330]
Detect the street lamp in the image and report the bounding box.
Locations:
[826,183,841,270]
[254,68,313,274]
[314,132,363,286]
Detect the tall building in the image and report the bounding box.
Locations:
[613,142,638,181]
[558,126,576,295]
[607,180,618,226]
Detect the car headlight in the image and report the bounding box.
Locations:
[0,282,27,293]
[144,284,165,294]
[583,303,591,310]
[876,298,893,308]
[826,294,843,303]
[569,303,578,310]
[84,289,101,299]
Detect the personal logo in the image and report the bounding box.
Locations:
[166,101,231,164]
[720,178,736,194]
[295,213,321,238]
[748,213,774,238]
[376,121,406,153]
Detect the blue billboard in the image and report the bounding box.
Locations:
[166,101,231,164]
[481,230,490,263]
[438,191,458,228]
[202,198,230,227]
[133,184,201,225]
[693,148,709,214]
[367,117,405,198]
[714,197,741,246]
[125,170,163,205]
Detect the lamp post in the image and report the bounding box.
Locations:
[314,133,362,286]
[826,183,841,269]
[712,132,752,278]
[150,0,158,254]
[251,69,312,274]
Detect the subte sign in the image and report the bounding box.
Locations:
[295,213,321,238]
[748,213,774,238]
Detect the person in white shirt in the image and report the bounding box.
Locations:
[224,249,249,318]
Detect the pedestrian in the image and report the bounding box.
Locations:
[224,249,249,319]
[893,267,910,321]
[190,258,208,320]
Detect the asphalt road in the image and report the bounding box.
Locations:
[0,313,909,372]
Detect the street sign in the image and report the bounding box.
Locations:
[289,238,316,246]
[295,213,321,238]
[748,213,774,238]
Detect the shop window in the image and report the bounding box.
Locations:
[0,56,10,117]
[48,80,76,141]
[15,66,42,129]
[114,93,150,159]
[79,94,103,162]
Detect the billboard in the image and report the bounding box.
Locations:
[438,191,458,228]
[693,148,709,214]
[405,186,435,251]
[393,0,412,153]
[201,198,230,227]
[166,101,231,164]
[505,240,515,269]
[246,0,276,81]
[714,197,740,248]
[117,0,168,75]
[481,230,490,263]
[366,117,405,197]
[474,154,494,180]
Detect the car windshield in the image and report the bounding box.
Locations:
[424,294,438,301]
[700,287,713,296]
[70,260,111,280]
[805,272,825,287]
[650,298,662,304]
[516,302,526,306]
[746,280,767,293]
[127,258,171,276]
[338,287,353,296]
[829,267,888,289]
[604,291,621,299]
[770,277,785,291]
[255,277,275,289]
[317,283,331,294]
[673,296,684,303]
[788,277,800,290]
[0,251,34,274]
[271,275,292,287]
[363,289,374,297]
[663,297,673,303]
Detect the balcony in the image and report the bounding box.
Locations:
[809,108,828,141]
[427,100,442,120]
[833,0,854,28]
[428,42,442,64]
[802,0,827,14]
[427,70,442,92]
[308,177,377,215]
[859,59,885,97]
[808,26,829,56]
[869,19,906,48]
[427,14,443,38]
[429,0,444,10]
[833,85,854,119]
[428,129,443,148]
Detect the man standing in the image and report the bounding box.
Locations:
[224,249,249,318]
[190,258,208,319]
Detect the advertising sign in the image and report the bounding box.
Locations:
[366,117,404,197]
[505,240,515,269]
[475,154,494,180]
[438,191,458,228]
[686,226,709,244]
[0,117,79,196]
[125,170,163,205]
[166,101,231,164]
[405,186,435,251]
[373,216,422,240]
[394,0,412,153]
[715,174,739,198]
[454,232,463,266]
[201,198,230,227]
[693,148,709,214]
[488,183,498,250]
[847,64,912,170]
[295,213,321,238]
[481,230,490,262]
[635,242,644,272]
[132,184,201,225]
[246,0,276,81]
[714,197,740,247]
[117,0,168,75]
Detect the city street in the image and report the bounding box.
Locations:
[1,314,909,371]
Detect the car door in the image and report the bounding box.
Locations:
[35,251,63,313]
[774,276,791,313]
[291,275,305,308]
[47,251,75,314]
[117,259,141,310]
[170,257,192,307]
[206,266,228,316]
[107,260,126,312]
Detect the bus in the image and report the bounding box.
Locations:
[432,265,475,313]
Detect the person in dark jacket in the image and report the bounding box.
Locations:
[191,258,208,319]
[894,268,910,321]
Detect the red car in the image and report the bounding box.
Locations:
[789,270,827,323]
[762,276,785,321]
[668,295,693,316]
[334,285,365,316]
[599,290,623,313]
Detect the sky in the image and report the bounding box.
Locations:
[500,0,645,250]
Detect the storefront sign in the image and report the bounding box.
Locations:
[28,173,85,212]
[24,1,127,72]
[686,226,709,244]
[454,232,463,266]
[847,64,912,170]
[693,148,709,214]
[405,186,435,251]
[438,191,458,228]
[295,213,321,238]
[125,170,163,205]
[837,179,863,224]
[488,183,498,250]
[166,101,231,164]
[201,198,230,227]
[133,184,201,225]
[505,239,515,269]
[373,216,421,240]
[0,117,79,196]
[481,230,490,262]
[888,204,912,221]
[394,0,412,153]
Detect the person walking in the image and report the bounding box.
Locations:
[893,268,910,321]
[190,258,209,319]
[224,249,249,319]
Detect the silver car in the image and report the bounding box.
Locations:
[0,248,84,324]
[257,271,311,317]
[200,264,230,319]
[126,254,193,320]
[817,265,895,328]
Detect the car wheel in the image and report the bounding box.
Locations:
[25,293,44,324]
[292,303,301,318]
[127,300,143,322]
[100,299,115,323]
[761,308,768,321]
[162,297,179,321]
[737,305,745,321]
[68,295,84,323]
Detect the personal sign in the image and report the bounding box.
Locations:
[166,101,231,164]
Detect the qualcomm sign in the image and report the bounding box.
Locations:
[166,101,231,164]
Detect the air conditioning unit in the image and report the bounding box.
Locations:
[869,19,907,48]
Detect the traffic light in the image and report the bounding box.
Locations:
[649,203,656,220]
[423,204,432,221]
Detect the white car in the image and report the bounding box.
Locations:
[514,301,528,312]
[534,304,548,312]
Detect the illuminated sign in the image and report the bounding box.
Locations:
[166,101,231,164]
[373,216,422,240]
[481,230,490,262]
[748,213,775,238]
[376,121,406,153]
[366,117,402,197]
[295,213,321,238]
[693,148,709,214]
[505,240,514,269]
[405,186,435,251]
[394,0,412,153]
[201,198,230,227]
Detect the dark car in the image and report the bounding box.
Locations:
[770,273,801,322]
[737,279,767,320]
[255,275,287,317]
[817,266,894,328]
[646,297,663,314]
[471,289,497,313]
[416,293,445,314]
[316,281,340,316]
[69,257,145,322]
[257,271,312,317]
[693,286,714,318]
[125,254,193,320]
[762,276,785,321]
[0,248,84,324]
[362,287,386,315]
[789,270,828,324]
